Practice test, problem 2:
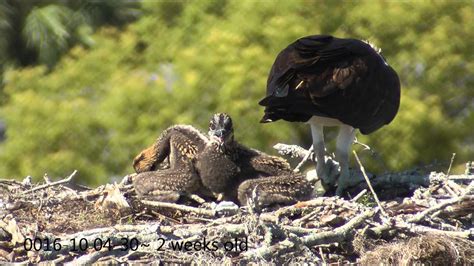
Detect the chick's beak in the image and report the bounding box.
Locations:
[210,135,222,143]
[210,130,225,144]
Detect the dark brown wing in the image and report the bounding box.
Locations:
[235,144,292,177]
[259,35,400,134]
[132,163,204,202]
[237,174,313,207]
[133,125,209,173]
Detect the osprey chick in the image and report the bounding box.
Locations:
[132,113,311,206]
[192,113,294,201]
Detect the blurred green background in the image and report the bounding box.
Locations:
[0,0,473,185]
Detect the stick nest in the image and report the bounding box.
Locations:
[1,159,473,264]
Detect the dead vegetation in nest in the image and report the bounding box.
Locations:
[0,149,473,264]
[359,234,474,265]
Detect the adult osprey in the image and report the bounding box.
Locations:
[259,35,400,195]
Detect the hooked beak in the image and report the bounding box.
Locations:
[210,135,224,144]
[209,130,225,145]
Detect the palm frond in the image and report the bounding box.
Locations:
[22,5,74,66]
[0,1,14,66]
[78,0,141,27]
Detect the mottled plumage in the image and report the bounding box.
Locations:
[132,113,307,206]
[234,144,291,177]
[237,174,313,208]
[132,125,210,202]
[195,113,293,202]
[132,162,202,202]
[133,125,208,173]
[194,141,240,196]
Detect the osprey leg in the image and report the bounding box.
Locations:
[335,125,356,195]
[310,124,333,189]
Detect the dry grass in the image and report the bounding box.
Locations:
[360,234,474,265]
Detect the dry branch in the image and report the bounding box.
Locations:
[1,150,473,264]
[302,209,376,246]
[242,209,375,260]
[294,145,313,173]
[22,170,77,194]
[354,151,387,216]
[408,181,473,223]
[140,200,216,217]
[274,143,474,191]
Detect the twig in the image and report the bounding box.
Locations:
[51,255,68,264]
[369,220,474,239]
[273,143,310,159]
[352,189,367,202]
[446,153,456,178]
[403,224,473,239]
[438,195,474,217]
[448,175,474,181]
[292,210,320,226]
[67,249,129,265]
[294,145,313,173]
[353,138,371,151]
[408,182,474,223]
[442,183,458,197]
[446,180,465,195]
[150,210,182,224]
[141,200,216,217]
[441,153,459,197]
[353,151,388,217]
[21,176,32,186]
[43,174,51,183]
[465,161,474,175]
[319,247,327,264]
[302,209,376,246]
[282,225,323,235]
[22,170,77,194]
[242,209,375,260]
[187,194,206,204]
[353,138,388,172]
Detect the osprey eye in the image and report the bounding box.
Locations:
[210,123,216,130]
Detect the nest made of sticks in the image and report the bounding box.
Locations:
[0,153,473,264]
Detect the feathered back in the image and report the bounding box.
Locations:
[259,35,400,134]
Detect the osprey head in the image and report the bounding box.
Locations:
[133,146,158,173]
[208,113,234,147]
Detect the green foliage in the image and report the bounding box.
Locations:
[0,0,472,183]
[0,0,140,69]
[22,5,74,67]
[355,193,376,208]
